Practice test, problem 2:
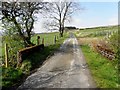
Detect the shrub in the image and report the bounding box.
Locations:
[20,60,32,74]
[108,32,118,53]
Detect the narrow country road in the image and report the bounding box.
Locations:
[18,33,96,89]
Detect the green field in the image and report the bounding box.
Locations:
[75,25,118,38]
[31,32,60,46]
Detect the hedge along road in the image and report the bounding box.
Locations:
[18,33,96,89]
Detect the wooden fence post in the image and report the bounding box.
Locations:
[37,36,40,45]
[54,35,57,44]
[17,51,22,67]
[5,43,8,68]
[42,38,44,45]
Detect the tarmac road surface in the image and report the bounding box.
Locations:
[18,33,96,89]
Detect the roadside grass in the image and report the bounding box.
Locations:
[2,67,23,87]
[76,25,119,88]
[81,45,118,88]
[2,32,68,88]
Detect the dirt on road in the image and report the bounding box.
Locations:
[18,33,96,89]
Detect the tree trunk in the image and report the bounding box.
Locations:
[60,32,63,37]
[24,37,34,47]
[60,31,64,37]
[59,22,62,37]
[60,26,64,37]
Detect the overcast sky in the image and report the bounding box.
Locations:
[34,1,118,33]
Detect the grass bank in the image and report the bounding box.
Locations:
[75,25,119,88]
[81,45,118,88]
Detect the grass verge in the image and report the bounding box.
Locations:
[81,44,119,88]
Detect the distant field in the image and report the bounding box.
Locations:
[75,25,118,38]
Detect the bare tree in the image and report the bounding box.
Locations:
[2,1,47,46]
[44,1,82,37]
